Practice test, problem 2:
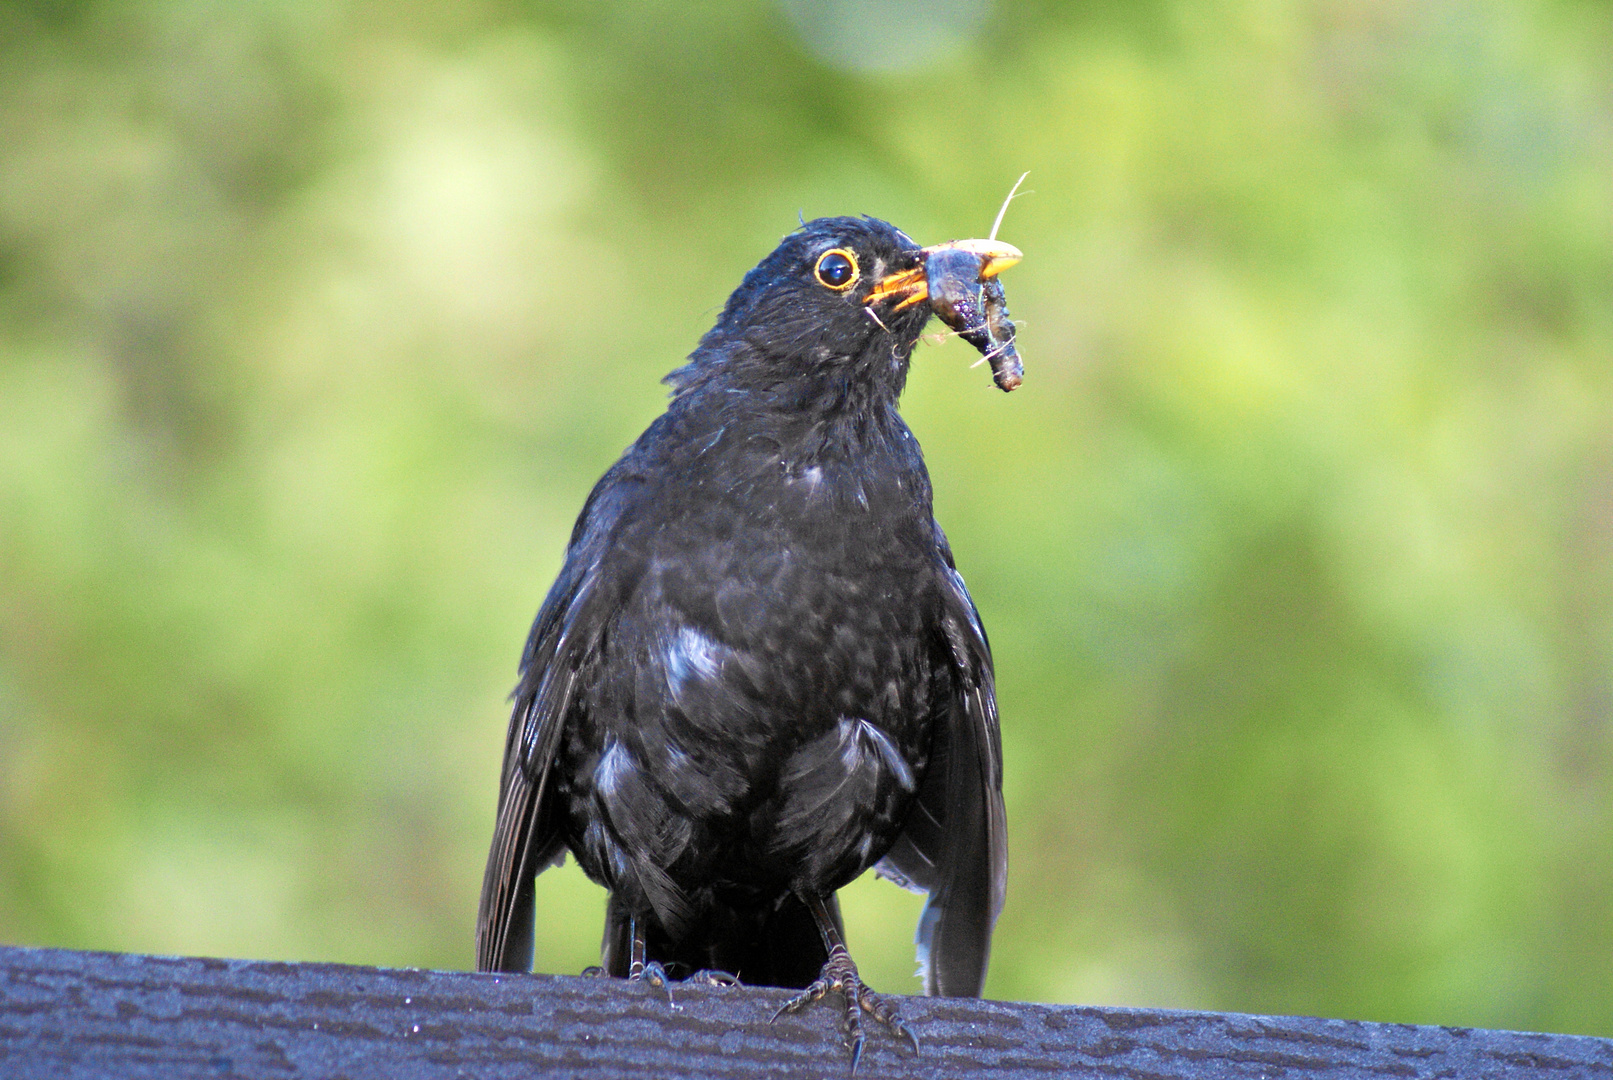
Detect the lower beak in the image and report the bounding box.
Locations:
[864,239,1024,310]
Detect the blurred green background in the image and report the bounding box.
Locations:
[2,0,1612,1036]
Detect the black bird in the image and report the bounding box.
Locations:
[477,216,1015,1064]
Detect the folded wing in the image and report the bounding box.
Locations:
[875,540,1008,997]
[475,472,645,973]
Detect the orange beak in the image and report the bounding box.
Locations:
[864,239,1024,311]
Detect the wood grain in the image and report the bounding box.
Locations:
[2,945,1609,1078]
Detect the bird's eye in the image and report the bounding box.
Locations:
[814,249,859,291]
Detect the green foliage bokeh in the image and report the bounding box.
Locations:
[2,0,1611,1036]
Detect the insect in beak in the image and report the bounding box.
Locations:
[864,238,1024,391]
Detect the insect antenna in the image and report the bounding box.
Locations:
[989,172,1031,242]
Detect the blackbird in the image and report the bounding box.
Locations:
[476,215,1015,1066]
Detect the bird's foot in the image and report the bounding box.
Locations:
[770,944,919,1072]
[683,968,742,988]
[628,959,675,1006]
[580,965,605,977]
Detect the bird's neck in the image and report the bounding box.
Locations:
[655,379,934,529]
[685,376,908,460]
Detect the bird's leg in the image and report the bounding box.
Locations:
[626,912,674,1005]
[770,894,920,1071]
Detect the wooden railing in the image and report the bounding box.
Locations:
[2,944,1610,1077]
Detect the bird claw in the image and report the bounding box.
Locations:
[769,945,918,1072]
[684,968,742,988]
[629,959,676,1006]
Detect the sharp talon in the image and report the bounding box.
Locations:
[844,1011,866,1070]
[580,965,604,977]
[771,977,828,1023]
[630,960,676,1006]
[772,943,918,1069]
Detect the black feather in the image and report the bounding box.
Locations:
[476,216,1008,999]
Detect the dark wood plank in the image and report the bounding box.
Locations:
[1,944,1609,1078]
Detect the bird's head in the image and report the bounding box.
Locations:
[669,216,1020,405]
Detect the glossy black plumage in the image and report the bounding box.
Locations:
[476,216,1008,1005]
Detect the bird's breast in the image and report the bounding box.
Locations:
[560,421,945,902]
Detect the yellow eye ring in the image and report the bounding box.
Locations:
[814,248,859,291]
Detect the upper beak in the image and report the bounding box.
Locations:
[864,238,1024,311]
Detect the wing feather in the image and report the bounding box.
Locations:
[875,551,1007,997]
[474,471,645,973]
